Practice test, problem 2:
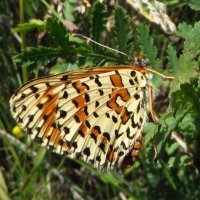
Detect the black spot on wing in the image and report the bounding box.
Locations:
[64,127,70,134]
[134,77,139,84]
[20,93,26,100]
[74,115,80,123]
[62,91,68,99]
[82,82,90,90]
[28,115,34,123]
[85,93,90,103]
[37,103,43,109]
[85,120,91,129]
[91,133,97,143]
[95,78,102,87]
[78,129,85,138]
[127,127,134,139]
[43,114,48,121]
[95,101,100,108]
[60,75,68,81]
[103,132,110,141]
[112,115,118,123]
[30,85,39,93]
[96,155,101,161]
[51,122,56,128]
[106,112,110,118]
[59,110,67,119]
[131,70,136,77]
[35,94,40,99]
[93,112,99,118]
[72,99,79,108]
[83,106,89,116]
[134,93,140,100]
[83,147,90,156]
[129,79,134,85]
[99,142,105,153]
[72,142,78,149]
[22,105,27,111]
[98,89,104,96]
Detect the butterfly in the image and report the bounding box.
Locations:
[9,57,174,170]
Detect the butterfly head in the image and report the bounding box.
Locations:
[131,56,149,68]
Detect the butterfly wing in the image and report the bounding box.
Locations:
[10,66,148,170]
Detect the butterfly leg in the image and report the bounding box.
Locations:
[148,85,158,123]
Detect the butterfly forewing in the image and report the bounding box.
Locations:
[10,65,148,170]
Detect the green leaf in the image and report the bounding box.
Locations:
[168,155,191,168]
[170,22,200,94]
[184,22,200,53]
[12,19,45,32]
[170,89,188,114]
[171,82,200,118]
[137,24,159,69]
[176,22,193,39]
[90,2,107,50]
[63,0,76,21]
[33,148,46,169]
[0,169,10,200]
[75,159,97,173]
[170,53,196,94]
[166,143,180,155]
[148,112,184,158]
[14,46,69,70]
[189,0,200,11]
[100,174,120,186]
[46,18,69,50]
[114,6,132,54]
[166,44,178,74]
[160,160,177,190]
[50,62,79,74]
[144,122,158,146]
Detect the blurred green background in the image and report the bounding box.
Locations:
[1,0,200,199]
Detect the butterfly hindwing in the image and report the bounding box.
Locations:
[10,66,148,170]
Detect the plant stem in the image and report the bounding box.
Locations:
[19,0,27,83]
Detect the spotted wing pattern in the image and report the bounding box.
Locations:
[10,66,148,170]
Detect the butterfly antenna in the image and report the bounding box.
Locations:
[72,33,131,59]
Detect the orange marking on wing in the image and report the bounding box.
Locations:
[78,123,89,137]
[62,143,70,151]
[102,137,108,145]
[42,97,58,116]
[80,123,88,133]
[50,129,61,144]
[131,149,140,157]
[133,141,141,149]
[36,89,59,139]
[107,94,119,110]
[107,89,130,110]
[107,150,116,162]
[117,89,131,101]
[121,108,131,124]
[73,80,86,94]
[42,118,55,138]
[73,95,86,108]
[115,106,124,114]
[91,127,101,138]
[76,109,87,123]
[110,74,124,88]
[50,129,70,151]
